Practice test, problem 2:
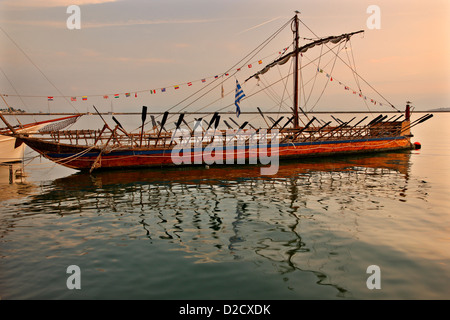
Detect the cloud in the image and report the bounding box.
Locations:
[77,48,175,64]
[0,19,64,28]
[82,18,218,29]
[236,16,282,35]
[0,18,219,29]
[172,43,191,49]
[1,0,118,8]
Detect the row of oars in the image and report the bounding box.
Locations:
[95,105,433,149]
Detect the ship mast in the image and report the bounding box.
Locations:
[293,13,300,128]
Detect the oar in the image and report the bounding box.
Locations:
[169,113,185,147]
[367,114,384,126]
[268,116,283,129]
[372,114,411,137]
[193,118,203,132]
[268,116,284,131]
[281,117,316,143]
[93,105,111,130]
[257,107,270,128]
[229,117,256,131]
[140,106,147,147]
[229,117,240,128]
[93,105,121,144]
[223,120,233,129]
[112,116,133,138]
[154,111,169,147]
[206,112,219,131]
[258,116,285,142]
[210,115,221,143]
[389,114,404,123]
[402,113,431,129]
[280,116,295,131]
[320,117,356,141]
[348,114,384,137]
[335,116,368,138]
[92,105,125,146]
[314,118,326,126]
[182,119,192,132]
[112,115,134,143]
[150,115,157,129]
[399,114,433,135]
[112,116,124,130]
[331,115,344,125]
[226,121,248,144]
[303,120,332,141]
[202,113,219,142]
[214,115,221,130]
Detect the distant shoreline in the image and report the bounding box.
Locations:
[1,110,445,116]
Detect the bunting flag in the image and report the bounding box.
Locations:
[316,66,385,107]
[234,79,245,118]
[12,45,304,106]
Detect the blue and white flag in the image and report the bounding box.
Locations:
[235,79,246,118]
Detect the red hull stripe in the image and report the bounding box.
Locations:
[47,136,408,159]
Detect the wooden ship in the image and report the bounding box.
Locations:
[0,14,433,173]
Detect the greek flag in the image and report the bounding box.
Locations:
[235,79,246,117]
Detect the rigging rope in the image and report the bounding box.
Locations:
[0,25,80,113]
[132,17,294,132]
[298,19,400,113]
[308,41,344,112]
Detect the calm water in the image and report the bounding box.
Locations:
[0,113,449,300]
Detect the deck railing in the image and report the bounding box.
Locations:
[34,121,404,149]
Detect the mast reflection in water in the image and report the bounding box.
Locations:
[1,151,435,299]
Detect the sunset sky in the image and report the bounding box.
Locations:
[0,0,449,114]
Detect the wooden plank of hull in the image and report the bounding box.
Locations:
[18,135,412,171]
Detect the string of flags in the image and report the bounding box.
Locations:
[35,46,291,103]
[4,43,385,108]
[317,67,385,107]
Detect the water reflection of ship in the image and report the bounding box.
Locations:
[24,151,427,297]
[0,162,35,202]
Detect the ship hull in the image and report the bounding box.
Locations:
[0,114,81,163]
[18,135,413,172]
[0,134,26,163]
